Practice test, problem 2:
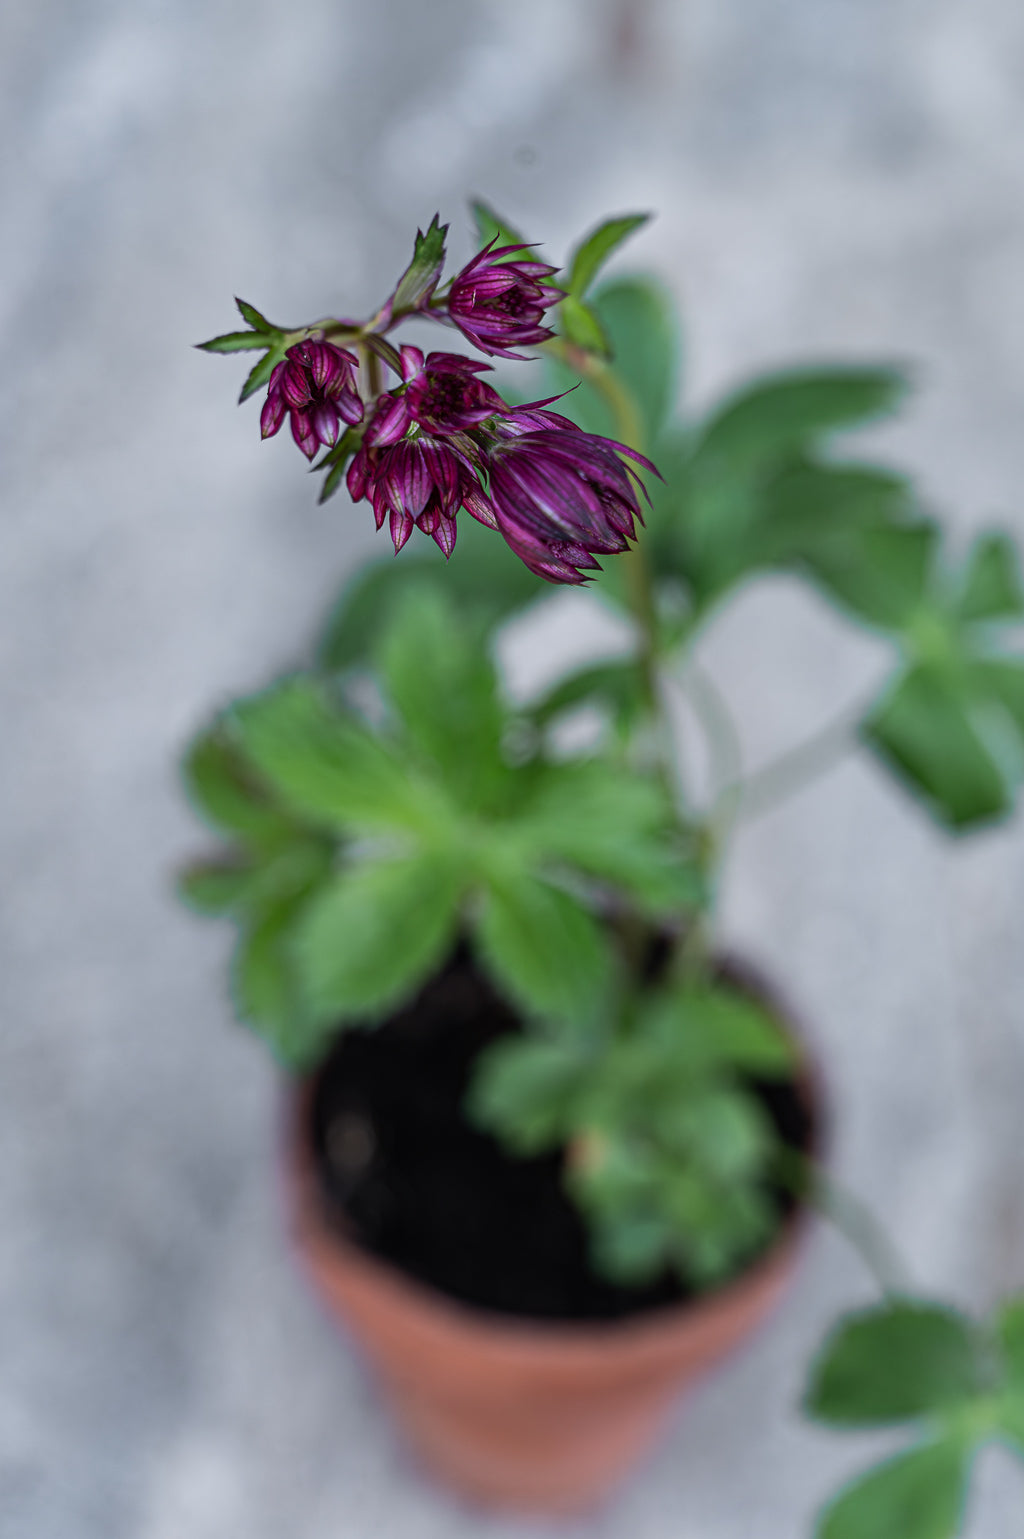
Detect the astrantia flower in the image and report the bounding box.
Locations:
[484,408,657,584]
[344,418,489,563]
[342,346,507,558]
[261,340,363,459]
[447,242,562,359]
[366,347,507,444]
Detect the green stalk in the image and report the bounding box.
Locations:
[728,689,874,823]
[551,343,678,795]
[547,338,717,984]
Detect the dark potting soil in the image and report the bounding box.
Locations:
[310,944,814,1322]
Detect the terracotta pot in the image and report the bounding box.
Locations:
[283,1075,813,1514]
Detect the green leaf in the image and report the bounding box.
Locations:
[527,659,642,730]
[235,297,275,332]
[806,1302,982,1427]
[559,293,611,356]
[179,840,334,920]
[806,522,938,631]
[315,428,361,504]
[566,213,650,298]
[512,759,702,914]
[476,868,613,1027]
[997,1393,1024,1456]
[232,901,329,1067]
[377,584,507,806]
[317,522,545,672]
[239,344,285,404]
[196,331,273,354]
[958,532,1024,622]
[467,1035,586,1153]
[390,214,448,312]
[692,365,909,473]
[470,200,527,257]
[295,851,462,1023]
[754,463,916,569]
[545,277,679,444]
[997,1295,1024,1387]
[230,677,452,837]
[591,1210,675,1283]
[969,659,1024,734]
[642,985,796,1078]
[182,727,291,843]
[863,665,1012,829]
[815,1440,970,1539]
[178,858,259,915]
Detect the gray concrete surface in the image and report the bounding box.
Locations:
[2,2,1024,1535]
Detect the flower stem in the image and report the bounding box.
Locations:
[778,1152,912,1298]
[727,689,875,822]
[553,343,677,791]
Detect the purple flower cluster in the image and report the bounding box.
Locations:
[250,230,655,583]
[261,341,363,459]
[345,349,500,560]
[343,351,654,580]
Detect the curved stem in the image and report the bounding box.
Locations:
[729,690,874,822]
[776,1150,911,1297]
[683,663,744,810]
[813,1170,913,1299]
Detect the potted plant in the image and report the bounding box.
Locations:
[183,207,1024,1532]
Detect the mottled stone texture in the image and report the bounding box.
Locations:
[2,2,1024,1535]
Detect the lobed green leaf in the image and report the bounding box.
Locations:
[229,677,452,837]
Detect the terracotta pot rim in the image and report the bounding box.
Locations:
[284,1075,818,1359]
[284,948,826,1357]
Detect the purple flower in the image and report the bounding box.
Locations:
[342,347,507,558]
[261,340,363,459]
[347,414,494,561]
[484,408,657,584]
[447,242,562,359]
[366,347,507,444]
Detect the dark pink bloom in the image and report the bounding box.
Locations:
[342,347,507,558]
[261,340,363,459]
[447,242,562,359]
[365,348,506,446]
[484,408,657,584]
[346,430,493,560]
